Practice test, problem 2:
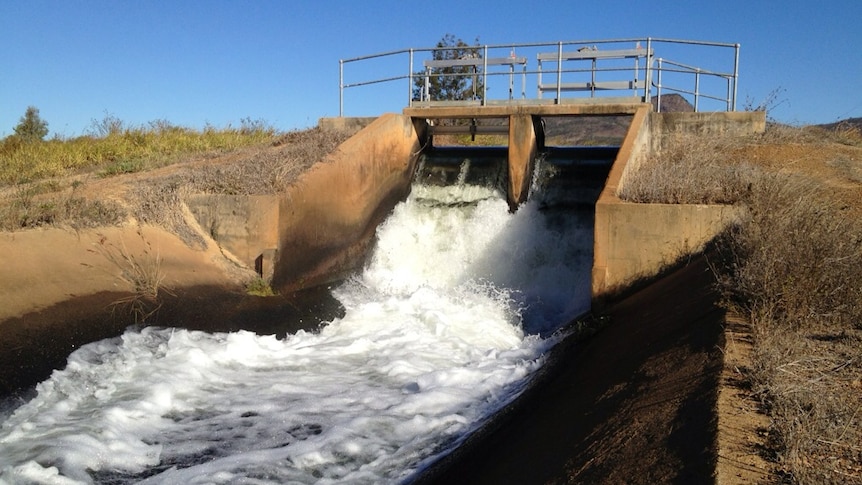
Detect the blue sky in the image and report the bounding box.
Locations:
[2,1,860,137]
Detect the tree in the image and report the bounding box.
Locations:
[13,106,49,142]
[413,34,484,102]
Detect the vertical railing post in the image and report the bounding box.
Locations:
[732,43,740,111]
[483,45,488,106]
[726,77,732,112]
[656,58,663,112]
[694,68,701,112]
[521,58,526,99]
[339,59,344,117]
[645,37,653,103]
[408,49,414,108]
[556,42,563,104]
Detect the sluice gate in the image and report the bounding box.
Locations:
[405,103,640,211]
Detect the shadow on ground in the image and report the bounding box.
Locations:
[414,254,724,484]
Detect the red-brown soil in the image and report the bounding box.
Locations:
[416,254,753,484]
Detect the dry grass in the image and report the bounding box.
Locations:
[126,127,350,247]
[619,134,755,204]
[184,128,350,195]
[0,127,349,236]
[0,180,126,230]
[88,229,171,324]
[621,124,862,483]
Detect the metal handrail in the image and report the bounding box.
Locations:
[338,38,740,116]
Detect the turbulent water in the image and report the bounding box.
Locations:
[0,177,593,484]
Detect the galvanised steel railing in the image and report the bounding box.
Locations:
[338,37,739,116]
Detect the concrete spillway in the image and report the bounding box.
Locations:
[0,106,766,483]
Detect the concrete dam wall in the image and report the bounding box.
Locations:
[250,108,764,302]
[191,107,765,302]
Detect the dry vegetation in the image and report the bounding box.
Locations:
[621,123,862,484]
[0,124,350,234]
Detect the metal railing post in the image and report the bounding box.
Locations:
[694,68,701,112]
[732,43,740,111]
[656,58,663,112]
[483,45,488,106]
[556,42,563,103]
[339,59,344,117]
[645,37,652,103]
[521,59,526,99]
[726,77,732,112]
[408,49,414,107]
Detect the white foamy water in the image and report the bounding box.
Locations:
[0,183,592,485]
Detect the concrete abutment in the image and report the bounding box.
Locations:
[190,107,764,307]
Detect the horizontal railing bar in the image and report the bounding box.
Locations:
[342,75,409,89]
[339,37,740,116]
[425,56,527,68]
[657,59,734,77]
[657,86,727,103]
[343,37,738,64]
[537,48,651,61]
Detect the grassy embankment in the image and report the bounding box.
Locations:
[0,118,348,303]
[0,118,348,233]
[620,122,862,484]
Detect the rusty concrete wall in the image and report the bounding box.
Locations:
[273,113,425,292]
[186,194,280,277]
[592,109,760,299]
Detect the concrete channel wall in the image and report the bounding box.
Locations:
[592,109,766,299]
[189,108,764,302]
[186,195,280,278]
[272,113,426,292]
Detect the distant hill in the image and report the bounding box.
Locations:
[543,115,631,146]
[651,93,694,113]
[817,117,862,131]
[542,94,695,146]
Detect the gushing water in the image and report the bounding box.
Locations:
[0,179,592,484]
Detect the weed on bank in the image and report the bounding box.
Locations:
[621,124,862,483]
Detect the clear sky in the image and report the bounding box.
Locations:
[2,1,860,138]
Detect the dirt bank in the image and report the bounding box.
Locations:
[0,225,345,396]
[416,253,769,484]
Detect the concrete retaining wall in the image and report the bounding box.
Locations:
[651,111,766,142]
[593,110,764,298]
[272,113,425,292]
[594,202,740,293]
[186,195,280,279]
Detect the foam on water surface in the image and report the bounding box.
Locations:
[0,182,592,484]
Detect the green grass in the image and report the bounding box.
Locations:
[0,119,278,185]
[245,277,276,297]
